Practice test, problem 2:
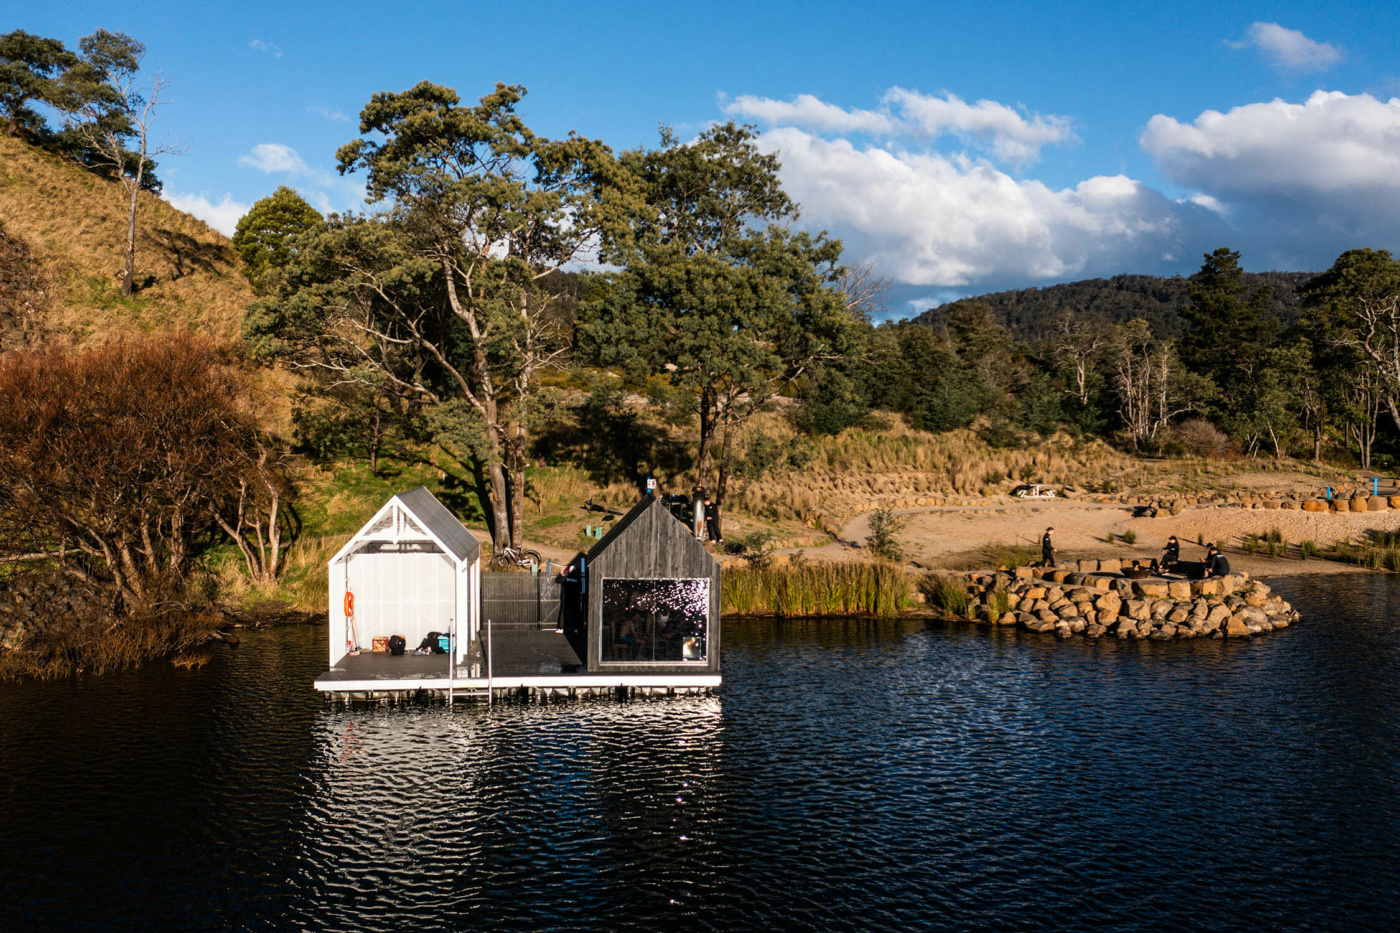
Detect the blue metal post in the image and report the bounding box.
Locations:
[1327,486,1332,500]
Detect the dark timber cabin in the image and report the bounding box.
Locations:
[581,495,722,678]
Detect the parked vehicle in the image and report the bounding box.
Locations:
[1011,484,1057,499]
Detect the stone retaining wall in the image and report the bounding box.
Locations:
[948,563,1297,640]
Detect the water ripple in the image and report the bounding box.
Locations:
[1,575,1398,931]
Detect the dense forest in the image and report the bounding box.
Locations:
[5,26,1400,674]
[913,271,1314,342]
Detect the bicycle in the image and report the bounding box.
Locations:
[489,543,543,570]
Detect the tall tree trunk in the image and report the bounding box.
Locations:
[508,422,527,550]
[713,406,735,543]
[695,386,717,493]
[121,153,144,297]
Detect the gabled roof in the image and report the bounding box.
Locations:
[329,486,481,565]
[586,496,657,561]
[394,486,481,563]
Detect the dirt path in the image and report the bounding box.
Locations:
[787,498,1400,577]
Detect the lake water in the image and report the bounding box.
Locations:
[2,575,1398,931]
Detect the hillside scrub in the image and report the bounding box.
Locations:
[0,335,294,609]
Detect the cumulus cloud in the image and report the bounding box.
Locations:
[883,88,1074,164]
[164,192,249,236]
[760,127,1195,288]
[248,39,282,58]
[724,87,1073,165]
[1142,91,1400,197]
[1228,22,1341,71]
[238,142,309,174]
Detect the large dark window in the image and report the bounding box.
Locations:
[601,578,708,663]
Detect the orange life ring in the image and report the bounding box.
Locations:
[344,592,355,617]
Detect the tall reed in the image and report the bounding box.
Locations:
[721,562,911,618]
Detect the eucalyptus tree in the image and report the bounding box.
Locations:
[248,82,625,548]
[1302,249,1400,435]
[582,122,853,522]
[58,30,182,297]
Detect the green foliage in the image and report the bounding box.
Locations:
[1121,530,1137,545]
[0,30,76,137]
[723,562,910,617]
[232,186,324,285]
[732,530,778,570]
[1299,540,1319,560]
[865,508,906,562]
[918,573,971,619]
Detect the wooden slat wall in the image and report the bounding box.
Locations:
[586,499,722,675]
[481,573,562,625]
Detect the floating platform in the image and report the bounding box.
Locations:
[314,624,720,701]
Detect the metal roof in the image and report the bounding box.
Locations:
[393,486,482,563]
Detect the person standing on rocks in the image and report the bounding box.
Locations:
[1042,527,1056,567]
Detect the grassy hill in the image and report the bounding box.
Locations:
[0,134,252,345]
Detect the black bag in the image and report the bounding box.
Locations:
[388,635,406,656]
[419,631,446,654]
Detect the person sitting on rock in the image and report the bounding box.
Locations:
[1162,535,1181,573]
[1203,544,1231,577]
[1041,527,1056,567]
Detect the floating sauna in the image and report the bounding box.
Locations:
[314,492,720,700]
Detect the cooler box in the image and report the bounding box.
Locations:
[437,634,452,653]
[371,636,390,653]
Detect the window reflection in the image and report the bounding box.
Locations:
[601,578,708,663]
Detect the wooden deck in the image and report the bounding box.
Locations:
[314,624,719,697]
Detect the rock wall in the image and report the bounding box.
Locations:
[0,574,117,651]
[950,564,1297,640]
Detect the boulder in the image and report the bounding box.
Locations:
[1226,615,1252,637]
[1371,497,1389,512]
[1263,500,1281,510]
[1194,578,1220,597]
[1025,587,1047,600]
[998,612,1018,625]
[1078,559,1098,573]
[1207,604,1232,626]
[1095,592,1122,614]
[1098,558,1122,574]
[1135,581,1170,598]
[1015,566,1035,579]
[1281,500,1299,510]
[1117,622,1139,639]
[1351,497,1369,513]
[1301,499,1326,512]
[1330,499,1347,512]
[1167,606,1190,624]
[1068,619,1087,634]
[1391,496,1400,510]
[1168,581,1192,600]
[1086,623,1106,638]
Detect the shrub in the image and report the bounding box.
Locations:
[1121,530,1137,545]
[1299,540,1319,560]
[919,573,970,619]
[865,508,907,563]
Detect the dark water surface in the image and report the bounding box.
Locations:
[2,575,1399,931]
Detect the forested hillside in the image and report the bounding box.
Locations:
[913,271,1314,341]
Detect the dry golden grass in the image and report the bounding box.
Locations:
[0,135,252,345]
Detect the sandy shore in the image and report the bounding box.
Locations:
[811,499,1400,577]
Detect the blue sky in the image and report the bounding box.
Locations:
[15,1,1400,317]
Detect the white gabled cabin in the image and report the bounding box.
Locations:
[327,487,481,667]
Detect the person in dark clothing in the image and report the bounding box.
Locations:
[1041,527,1056,567]
[704,497,722,547]
[1162,535,1181,572]
[1202,544,1231,577]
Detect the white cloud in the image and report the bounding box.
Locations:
[761,127,1188,287]
[248,39,282,58]
[308,105,351,123]
[1142,91,1400,198]
[883,88,1074,164]
[1228,22,1341,72]
[164,191,249,236]
[724,87,1073,165]
[239,142,310,175]
[723,93,894,134]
